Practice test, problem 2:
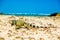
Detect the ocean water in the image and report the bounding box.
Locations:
[0,0,60,15]
[0,12,50,16]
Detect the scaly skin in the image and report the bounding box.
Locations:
[10,20,49,30]
[11,20,32,29]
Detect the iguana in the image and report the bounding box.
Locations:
[10,20,37,29]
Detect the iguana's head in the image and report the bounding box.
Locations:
[11,20,25,26]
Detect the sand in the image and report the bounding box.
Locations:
[0,15,60,40]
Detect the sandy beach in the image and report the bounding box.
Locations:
[0,15,60,40]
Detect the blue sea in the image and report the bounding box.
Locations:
[0,0,60,16]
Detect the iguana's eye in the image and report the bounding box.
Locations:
[11,23,14,25]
